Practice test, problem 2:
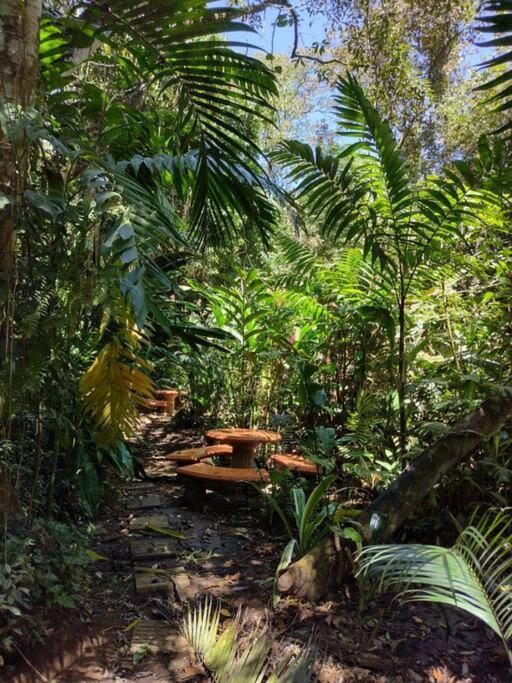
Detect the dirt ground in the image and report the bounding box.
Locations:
[6,414,511,682]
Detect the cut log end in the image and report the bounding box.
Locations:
[277,537,337,601]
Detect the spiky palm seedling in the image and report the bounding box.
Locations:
[181,599,316,682]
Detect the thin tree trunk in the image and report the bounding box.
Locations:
[0,0,42,283]
[397,298,407,457]
[277,384,512,600]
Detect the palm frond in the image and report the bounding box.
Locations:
[271,140,369,248]
[80,321,154,445]
[91,0,278,245]
[475,0,512,131]
[357,508,512,663]
[334,74,412,225]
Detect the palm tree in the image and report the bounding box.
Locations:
[272,74,498,456]
[3,1,280,444]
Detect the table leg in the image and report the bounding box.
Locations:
[232,444,256,468]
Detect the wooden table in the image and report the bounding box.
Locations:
[206,428,281,468]
[155,389,179,414]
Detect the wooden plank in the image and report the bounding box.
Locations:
[172,570,191,603]
[134,566,188,594]
[130,621,193,656]
[127,494,161,510]
[129,514,168,532]
[125,481,156,492]
[135,572,173,594]
[130,536,177,559]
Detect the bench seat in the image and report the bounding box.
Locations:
[167,445,232,464]
[272,453,318,476]
[177,463,269,484]
[142,399,171,412]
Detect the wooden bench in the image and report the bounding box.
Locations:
[176,463,269,507]
[142,390,179,414]
[271,453,318,476]
[167,444,232,465]
[142,398,172,413]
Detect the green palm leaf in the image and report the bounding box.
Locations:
[358,509,512,664]
[475,0,512,131]
[334,74,412,224]
[45,1,278,246]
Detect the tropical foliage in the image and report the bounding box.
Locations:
[358,509,512,663]
[2,0,512,675]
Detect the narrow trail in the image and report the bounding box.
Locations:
[9,414,510,682]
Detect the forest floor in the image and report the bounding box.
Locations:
[7,413,511,683]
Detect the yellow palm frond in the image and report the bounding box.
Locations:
[81,336,154,445]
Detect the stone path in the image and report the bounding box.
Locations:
[124,481,195,672]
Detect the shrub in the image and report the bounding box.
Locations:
[0,520,90,662]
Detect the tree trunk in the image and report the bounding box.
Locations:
[397,298,407,457]
[277,385,512,600]
[0,0,42,284]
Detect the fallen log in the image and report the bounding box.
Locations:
[277,384,512,600]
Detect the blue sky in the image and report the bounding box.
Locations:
[225,4,494,144]
[228,6,328,58]
[228,5,490,72]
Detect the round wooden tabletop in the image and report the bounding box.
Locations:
[206,428,281,446]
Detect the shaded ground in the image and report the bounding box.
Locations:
[7,414,511,682]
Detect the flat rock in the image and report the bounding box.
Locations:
[130,537,177,559]
[130,514,168,532]
[127,494,161,510]
[130,621,193,656]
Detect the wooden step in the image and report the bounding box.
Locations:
[130,621,192,656]
[127,493,161,510]
[130,514,168,532]
[130,536,177,559]
[135,566,187,594]
[125,481,156,492]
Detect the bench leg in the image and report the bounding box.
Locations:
[182,479,206,509]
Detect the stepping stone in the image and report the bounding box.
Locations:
[125,481,156,492]
[130,621,192,656]
[135,566,188,594]
[127,493,161,510]
[130,536,177,559]
[130,514,168,532]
